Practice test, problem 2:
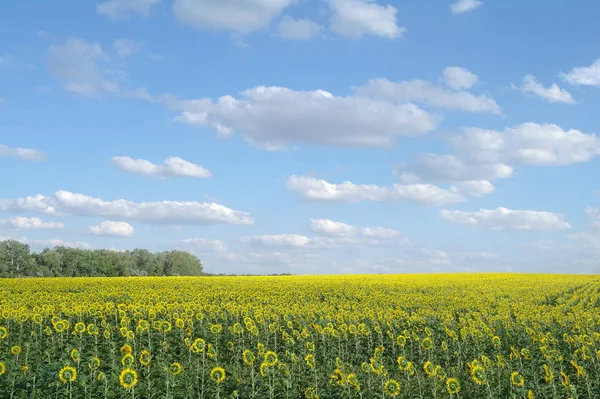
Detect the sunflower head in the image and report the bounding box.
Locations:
[119,368,138,389]
[510,371,525,388]
[210,367,226,384]
[58,366,77,384]
[446,378,461,395]
[168,362,183,376]
[384,379,401,397]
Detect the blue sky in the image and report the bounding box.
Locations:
[1,0,599,274]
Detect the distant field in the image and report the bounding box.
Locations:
[0,274,599,398]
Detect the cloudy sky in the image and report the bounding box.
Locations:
[1,0,599,274]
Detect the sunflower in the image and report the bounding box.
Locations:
[346,373,360,391]
[175,318,185,329]
[306,341,315,352]
[120,344,132,355]
[243,349,256,366]
[395,335,406,347]
[329,369,345,386]
[543,364,554,383]
[122,353,135,367]
[305,353,315,369]
[446,378,460,395]
[227,341,234,351]
[210,367,226,384]
[191,338,206,353]
[510,371,525,388]
[560,371,569,387]
[74,322,86,334]
[397,356,410,371]
[119,368,138,389]
[423,361,436,377]
[70,349,80,362]
[0,361,5,376]
[527,390,535,399]
[304,387,319,399]
[139,350,151,366]
[384,379,401,397]
[0,327,7,339]
[10,346,21,356]
[263,351,279,367]
[492,335,501,348]
[169,362,183,376]
[58,366,77,384]
[97,372,106,382]
[209,323,222,334]
[88,357,101,370]
[471,366,486,385]
[570,360,585,378]
[421,337,433,351]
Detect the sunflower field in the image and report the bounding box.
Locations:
[1,274,600,399]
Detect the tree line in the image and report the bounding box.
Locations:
[0,239,204,278]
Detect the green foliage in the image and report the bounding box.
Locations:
[0,240,203,277]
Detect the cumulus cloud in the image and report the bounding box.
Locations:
[328,0,405,39]
[0,217,63,230]
[402,154,514,182]
[448,123,600,166]
[111,156,211,178]
[563,59,600,87]
[519,75,574,103]
[450,0,482,14]
[172,86,439,149]
[310,218,356,236]
[356,76,500,114]
[287,175,467,206]
[0,144,47,162]
[181,237,228,253]
[443,66,478,90]
[0,191,253,225]
[310,218,402,240]
[88,221,134,237]
[275,16,322,40]
[439,207,571,231]
[47,38,118,97]
[173,0,294,33]
[97,0,161,20]
[240,234,311,248]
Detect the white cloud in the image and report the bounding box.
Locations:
[173,0,294,33]
[310,218,402,240]
[0,144,47,162]
[275,16,322,40]
[310,218,356,236]
[520,75,574,103]
[451,180,495,197]
[356,77,501,114]
[0,217,63,230]
[240,234,311,248]
[360,226,401,239]
[563,59,600,87]
[172,86,439,149]
[28,239,93,250]
[328,0,405,39]
[181,237,228,253]
[113,39,143,57]
[443,66,478,90]
[47,38,118,97]
[0,191,253,225]
[287,175,466,206]
[97,0,161,20]
[450,0,482,14]
[405,154,514,182]
[111,156,211,178]
[439,207,571,231]
[449,123,600,166]
[88,221,134,237]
